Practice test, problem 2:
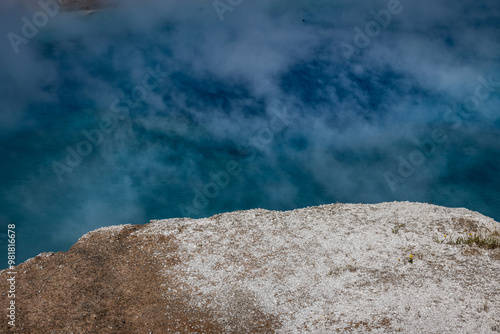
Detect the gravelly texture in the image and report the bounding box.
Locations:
[143,202,500,333]
[19,0,106,11]
[1,202,499,333]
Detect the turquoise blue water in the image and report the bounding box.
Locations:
[1,1,499,266]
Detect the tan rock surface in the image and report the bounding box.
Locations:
[18,0,108,11]
[1,202,499,333]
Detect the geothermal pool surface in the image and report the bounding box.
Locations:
[0,0,499,264]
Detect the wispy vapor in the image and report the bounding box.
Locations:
[1,0,499,264]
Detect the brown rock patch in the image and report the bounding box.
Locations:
[0,224,229,333]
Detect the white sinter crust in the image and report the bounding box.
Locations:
[120,201,500,333]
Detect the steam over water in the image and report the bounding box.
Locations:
[1,0,499,264]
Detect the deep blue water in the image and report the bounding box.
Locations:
[1,0,499,266]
